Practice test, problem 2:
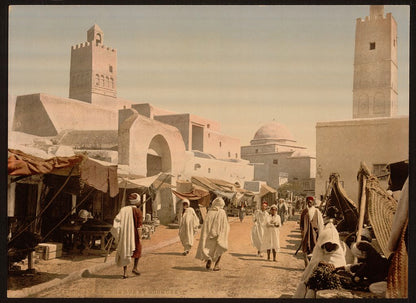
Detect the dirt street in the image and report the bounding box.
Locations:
[31,214,305,298]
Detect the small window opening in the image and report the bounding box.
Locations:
[370,42,376,50]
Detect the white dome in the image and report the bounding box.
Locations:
[253,121,295,142]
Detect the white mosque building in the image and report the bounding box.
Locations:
[241,121,316,196]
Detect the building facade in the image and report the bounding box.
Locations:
[315,5,408,202]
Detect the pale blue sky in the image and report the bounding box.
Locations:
[8,5,410,151]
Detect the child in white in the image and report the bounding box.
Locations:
[261,204,281,261]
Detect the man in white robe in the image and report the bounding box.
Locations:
[179,199,200,255]
[260,204,281,261]
[195,197,230,271]
[110,193,143,278]
[251,201,269,257]
[293,222,348,298]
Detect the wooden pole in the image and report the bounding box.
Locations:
[356,175,367,243]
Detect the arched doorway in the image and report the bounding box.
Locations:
[146,135,172,177]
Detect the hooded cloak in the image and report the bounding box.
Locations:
[195,197,230,262]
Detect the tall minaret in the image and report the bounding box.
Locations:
[69,24,117,107]
[352,5,398,119]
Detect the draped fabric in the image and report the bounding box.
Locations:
[111,206,136,267]
[251,210,268,251]
[195,199,230,262]
[8,149,83,175]
[132,207,143,259]
[179,207,200,251]
[300,207,324,254]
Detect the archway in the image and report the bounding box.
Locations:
[146,134,172,177]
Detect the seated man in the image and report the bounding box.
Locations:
[293,222,349,298]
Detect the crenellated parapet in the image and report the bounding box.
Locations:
[71,41,116,52]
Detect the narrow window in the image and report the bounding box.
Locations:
[95,74,100,86]
[109,65,113,73]
[208,168,211,173]
[255,149,258,154]
[273,159,278,165]
[228,152,231,157]
[219,141,222,147]
[370,42,376,50]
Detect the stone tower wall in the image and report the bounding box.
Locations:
[352,8,398,118]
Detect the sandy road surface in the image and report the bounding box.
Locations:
[32,215,305,298]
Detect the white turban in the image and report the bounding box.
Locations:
[128,193,141,205]
[182,199,190,207]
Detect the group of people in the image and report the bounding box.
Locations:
[110,194,230,278]
[109,193,324,280]
[110,190,404,298]
[251,201,281,261]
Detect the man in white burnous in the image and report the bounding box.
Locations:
[251,201,269,257]
[178,199,200,256]
[195,197,230,271]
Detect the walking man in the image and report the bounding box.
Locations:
[195,197,230,271]
[111,193,143,279]
[179,199,200,256]
[251,201,269,257]
[261,204,281,261]
[299,196,324,267]
[278,198,288,225]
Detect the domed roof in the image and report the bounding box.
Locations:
[253,121,295,142]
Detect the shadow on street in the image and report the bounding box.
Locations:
[261,265,304,271]
[171,266,209,272]
[151,252,184,256]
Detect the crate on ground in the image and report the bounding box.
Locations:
[35,242,63,260]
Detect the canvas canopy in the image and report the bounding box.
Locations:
[172,186,211,208]
[259,184,277,197]
[8,149,119,197]
[118,173,174,190]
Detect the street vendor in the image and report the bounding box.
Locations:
[178,199,200,256]
[110,193,143,279]
[293,222,348,298]
[195,197,230,271]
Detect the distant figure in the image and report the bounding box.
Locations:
[111,193,143,279]
[293,222,348,298]
[179,199,200,256]
[251,201,269,257]
[300,196,324,267]
[278,198,288,225]
[238,201,246,222]
[195,197,230,271]
[261,204,281,261]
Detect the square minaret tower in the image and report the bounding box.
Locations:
[69,24,117,107]
[352,6,398,119]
